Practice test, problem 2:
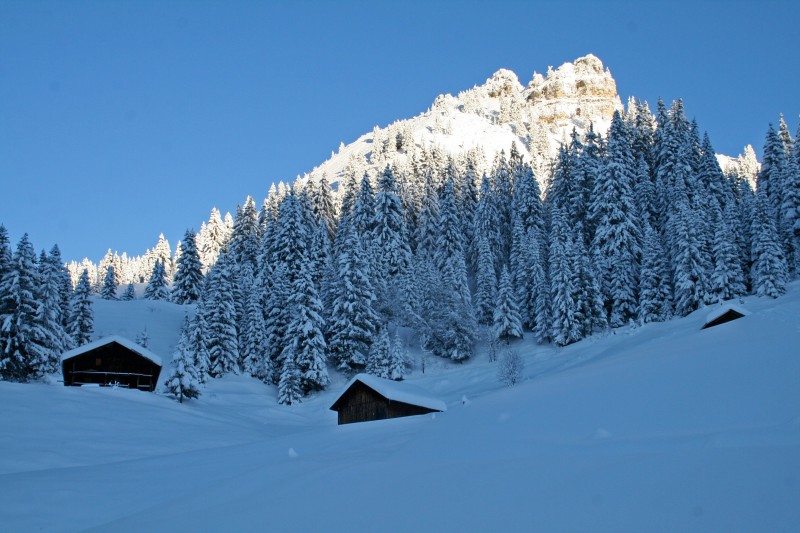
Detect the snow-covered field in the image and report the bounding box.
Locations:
[2,285,799,532]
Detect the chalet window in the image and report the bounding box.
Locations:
[95,357,102,366]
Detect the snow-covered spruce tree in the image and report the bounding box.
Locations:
[529,230,551,344]
[415,173,440,259]
[205,253,239,377]
[310,173,338,243]
[327,220,380,373]
[653,99,692,233]
[494,265,523,342]
[580,123,605,240]
[144,259,169,301]
[188,297,211,383]
[781,142,800,272]
[423,178,475,362]
[548,143,579,221]
[121,283,135,301]
[571,224,607,337]
[371,165,412,311]
[590,112,641,326]
[460,156,479,269]
[757,124,788,223]
[238,264,268,378]
[351,173,377,244]
[69,269,94,347]
[0,226,11,293]
[277,349,301,406]
[388,332,407,381]
[549,208,581,347]
[198,207,229,271]
[100,265,118,300]
[474,233,497,326]
[171,229,204,304]
[229,196,261,270]
[751,195,788,298]
[264,262,291,383]
[470,175,500,271]
[435,178,471,305]
[163,315,201,403]
[709,205,747,302]
[698,133,732,214]
[37,248,73,371]
[670,196,710,316]
[151,233,174,283]
[365,325,392,379]
[0,234,48,381]
[512,158,544,235]
[490,151,514,267]
[280,263,329,396]
[638,220,673,323]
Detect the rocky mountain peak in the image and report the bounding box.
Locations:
[524,54,622,130]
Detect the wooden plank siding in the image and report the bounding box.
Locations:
[333,380,438,425]
[62,342,161,391]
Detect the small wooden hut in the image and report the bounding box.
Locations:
[61,336,162,391]
[330,374,446,425]
[702,305,750,330]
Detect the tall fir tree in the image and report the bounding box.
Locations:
[205,253,239,377]
[365,325,392,379]
[549,209,581,346]
[709,205,747,302]
[327,221,380,372]
[474,233,497,326]
[0,235,48,380]
[751,195,788,298]
[172,229,204,304]
[280,264,329,395]
[121,283,135,301]
[238,264,269,377]
[590,112,641,326]
[163,315,201,403]
[493,265,523,341]
[638,220,673,323]
[144,260,169,301]
[69,269,94,347]
[100,265,118,300]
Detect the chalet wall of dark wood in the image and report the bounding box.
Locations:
[331,380,439,425]
[62,342,161,391]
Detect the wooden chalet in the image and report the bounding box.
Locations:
[702,305,750,330]
[330,374,446,425]
[61,336,162,391]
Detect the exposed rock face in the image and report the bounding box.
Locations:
[524,54,622,130]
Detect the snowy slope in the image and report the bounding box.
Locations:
[2,285,799,531]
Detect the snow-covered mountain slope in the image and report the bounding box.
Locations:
[306,54,624,189]
[303,54,758,190]
[2,284,799,531]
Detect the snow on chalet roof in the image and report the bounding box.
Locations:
[704,304,751,325]
[60,335,163,367]
[332,374,447,412]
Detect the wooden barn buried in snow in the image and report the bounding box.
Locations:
[702,305,750,330]
[61,336,163,391]
[330,374,447,425]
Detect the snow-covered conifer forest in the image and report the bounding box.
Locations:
[1,55,799,530]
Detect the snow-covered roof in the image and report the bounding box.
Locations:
[61,335,163,366]
[704,304,751,325]
[332,374,447,412]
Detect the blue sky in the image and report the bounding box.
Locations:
[1,0,798,262]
